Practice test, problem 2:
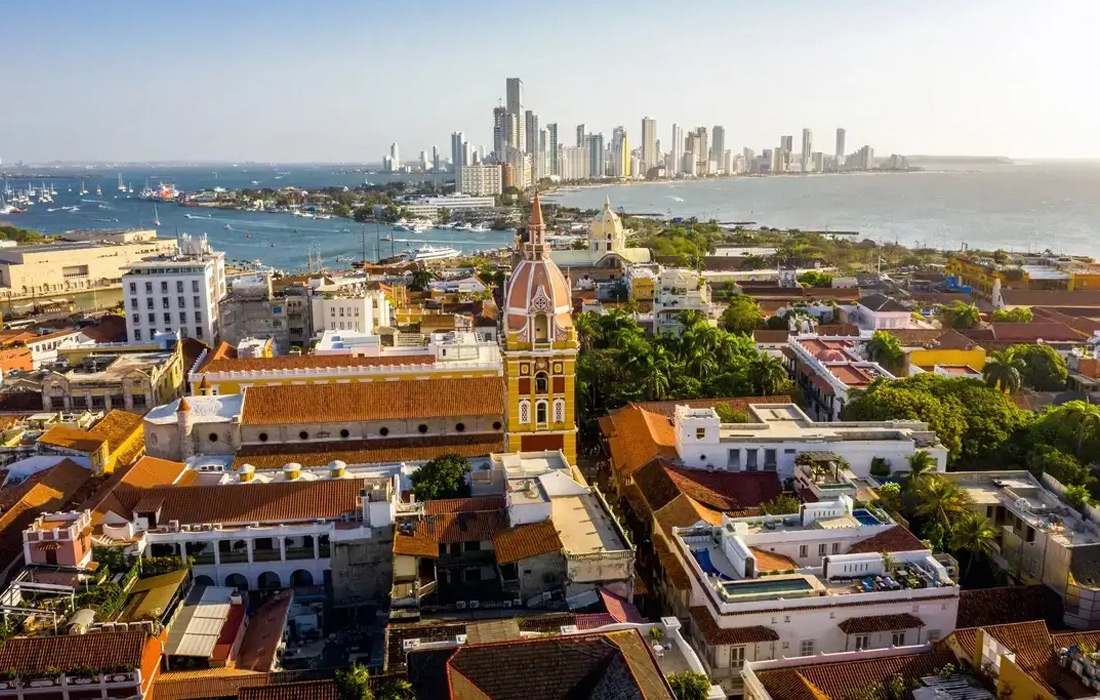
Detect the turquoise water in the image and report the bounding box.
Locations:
[720,577,813,597]
[0,167,513,272]
[852,509,882,526]
[551,162,1100,257]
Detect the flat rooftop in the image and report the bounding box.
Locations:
[552,492,629,555]
[60,351,175,382]
[716,403,941,446]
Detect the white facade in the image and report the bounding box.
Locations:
[458,165,503,196]
[309,289,391,336]
[122,234,226,343]
[400,194,496,219]
[558,145,590,181]
[654,267,716,336]
[671,403,948,481]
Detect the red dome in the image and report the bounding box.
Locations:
[816,349,848,362]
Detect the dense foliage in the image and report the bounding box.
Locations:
[0,224,46,244]
[575,310,790,436]
[797,270,834,287]
[992,307,1033,323]
[633,221,725,267]
[937,300,981,329]
[718,295,765,334]
[1008,343,1068,391]
[760,494,801,515]
[410,454,471,501]
[668,671,711,700]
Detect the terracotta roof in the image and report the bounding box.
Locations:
[753,330,792,343]
[240,376,504,425]
[119,456,188,489]
[957,585,1065,629]
[0,629,149,674]
[750,547,798,572]
[602,405,678,478]
[113,479,367,525]
[87,409,144,457]
[239,681,338,700]
[961,321,1085,344]
[149,669,269,700]
[689,606,779,645]
[80,315,129,343]
[237,590,293,673]
[757,651,957,700]
[653,536,691,590]
[666,467,782,513]
[393,530,440,557]
[0,459,91,568]
[233,434,504,470]
[654,494,722,531]
[394,501,508,558]
[1001,289,1100,308]
[37,424,107,453]
[599,587,645,623]
[426,497,506,514]
[837,613,925,634]
[493,520,563,564]
[201,352,432,374]
[951,620,1077,697]
[846,526,927,554]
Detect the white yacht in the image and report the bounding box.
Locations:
[407,245,460,262]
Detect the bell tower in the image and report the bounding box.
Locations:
[501,193,577,464]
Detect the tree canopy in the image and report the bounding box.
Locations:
[668,671,711,700]
[719,295,765,334]
[938,300,981,329]
[992,307,1033,323]
[410,454,471,501]
[1008,344,1068,391]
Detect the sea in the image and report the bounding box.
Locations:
[0,165,514,273]
[2,161,1099,270]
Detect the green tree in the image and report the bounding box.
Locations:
[748,353,790,396]
[1064,484,1093,511]
[1030,401,1100,463]
[867,331,905,372]
[408,267,435,291]
[904,450,939,492]
[798,270,834,287]
[1024,445,1094,488]
[410,454,471,501]
[982,349,1025,394]
[992,307,1033,323]
[939,300,981,329]
[719,295,765,334]
[335,664,373,700]
[436,206,451,223]
[875,482,904,515]
[1008,344,1068,391]
[760,494,801,515]
[714,405,749,423]
[916,476,973,528]
[570,238,589,250]
[949,511,998,581]
[668,671,710,700]
[376,679,415,700]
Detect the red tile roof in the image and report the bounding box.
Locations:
[202,352,432,374]
[837,613,925,634]
[847,526,927,554]
[689,606,780,645]
[425,497,506,514]
[237,591,293,673]
[232,434,504,470]
[0,629,150,674]
[240,376,505,425]
[957,585,1065,629]
[757,651,957,700]
[238,681,338,700]
[492,520,563,564]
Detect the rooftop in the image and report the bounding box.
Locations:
[145,395,243,424]
[714,403,943,447]
[54,350,176,382]
[232,434,504,470]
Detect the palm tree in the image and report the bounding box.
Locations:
[867,331,905,371]
[949,511,998,581]
[1060,400,1100,459]
[903,450,938,491]
[916,476,974,528]
[748,353,788,396]
[573,312,599,351]
[678,309,709,330]
[982,349,1025,394]
[942,300,981,329]
[408,266,435,291]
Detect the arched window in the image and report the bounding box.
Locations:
[535,372,549,394]
[519,400,531,424]
[534,314,550,342]
[553,399,565,424]
[535,400,548,425]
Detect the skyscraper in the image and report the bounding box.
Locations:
[492,107,507,160]
[576,124,586,148]
[432,145,440,172]
[671,124,684,176]
[506,78,525,156]
[610,127,630,178]
[641,117,657,171]
[692,127,708,174]
[835,128,846,170]
[418,150,428,172]
[780,135,793,172]
[525,110,539,155]
[586,133,604,179]
[506,112,521,150]
[390,143,400,170]
[711,126,725,174]
[547,123,559,176]
[450,132,465,170]
[801,129,812,173]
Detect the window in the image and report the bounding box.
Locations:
[193,295,200,307]
[340,429,350,438]
[832,542,840,554]
[463,541,480,552]
[728,449,740,470]
[818,543,827,556]
[800,640,815,656]
[730,646,745,669]
[194,311,202,323]
[492,421,502,431]
[764,448,777,471]
[129,282,137,293]
[146,298,154,309]
[854,635,869,651]
[195,327,203,338]
[519,400,531,424]
[179,312,187,323]
[162,297,170,309]
[553,399,565,423]
[799,544,808,558]
[500,563,518,580]
[695,428,706,440]
[455,422,465,432]
[746,450,758,471]
[536,400,548,425]
[192,280,199,292]
[130,298,138,309]
[148,313,156,323]
[379,427,390,436]
[258,432,268,442]
[535,372,549,393]
[160,281,168,293]
[178,297,186,308]
[134,329,142,341]
[208,433,219,442]
[330,308,336,317]
[176,281,184,293]
[418,424,428,433]
[299,431,309,440]
[145,282,152,293]
[163,312,171,323]
[892,632,906,646]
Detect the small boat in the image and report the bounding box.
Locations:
[79,181,88,196]
[380,234,394,242]
[225,224,232,230]
[117,173,126,192]
[153,205,161,226]
[455,223,474,231]
[95,184,103,197]
[471,223,491,233]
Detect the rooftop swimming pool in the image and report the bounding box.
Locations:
[852,508,882,526]
[719,577,817,601]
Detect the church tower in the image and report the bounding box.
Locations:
[502,193,578,464]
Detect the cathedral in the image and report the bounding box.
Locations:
[501,193,578,464]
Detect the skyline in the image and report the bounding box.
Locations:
[2,0,1098,163]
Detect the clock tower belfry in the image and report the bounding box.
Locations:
[501,192,577,463]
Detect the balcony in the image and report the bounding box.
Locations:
[252,548,281,562]
[285,546,315,561]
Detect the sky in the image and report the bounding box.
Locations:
[2,0,1098,163]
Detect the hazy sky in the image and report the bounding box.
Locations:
[3,0,1098,163]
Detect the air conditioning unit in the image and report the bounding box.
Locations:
[181,524,192,532]
[202,524,213,531]
[169,520,180,532]
[156,525,170,533]
[402,638,421,651]
[455,634,467,644]
[560,625,580,634]
[469,600,480,609]
[502,600,512,608]
[213,523,223,531]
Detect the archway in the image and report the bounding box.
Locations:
[225,573,248,591]
[291,570,314,587]
[194,575,215,587]
[257,571,281,590]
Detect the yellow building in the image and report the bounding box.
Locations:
[947,254,1100,299]
[37,409,144,474]
[43,341,184,413]
[501,194,577,464]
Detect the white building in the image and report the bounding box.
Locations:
[122,234,226,343]
[654,267,717,336]
[851,294,914,330]
[307,277,392,336]
[399,194,496,219]
[458,165,503,197]
[558,145,590,181]
[786,335,896,421]
[670,403,948,481]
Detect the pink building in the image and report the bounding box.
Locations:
[22,510,93,569]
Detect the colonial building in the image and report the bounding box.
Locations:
[502,194,578,463]
[549,197,652,282]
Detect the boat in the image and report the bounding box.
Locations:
[380,234,394,242]
[117,174,126,192]
[454,222,474,232]
[79,181,88,196]
[224,224,232,230]
[471,222,491,233]
[153,205,160,227]
[95,184,103,197]
[407,245,461,262]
